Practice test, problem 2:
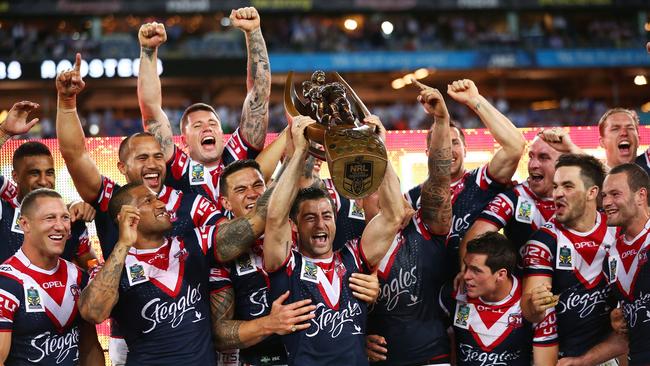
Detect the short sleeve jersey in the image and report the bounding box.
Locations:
[91,175,221,257]
[603,219,650,366]
[367,209,450,365]
[0,250,88,366]
[165,128,260,207]
[110,226,218,366]
[476,181,555,253]
[439,277,558,366]
[268,241,371,366]
[406,164,506,267]
[522,213,616,357]
[209,239,286,365]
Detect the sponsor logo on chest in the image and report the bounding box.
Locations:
[140,283,204,334]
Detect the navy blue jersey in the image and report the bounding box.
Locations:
[166,128,260,207]
[92,175,221,257]
[0,250,88,366]
[268,241,371,366]
[0,177,91,265]
[477,181,555,254]
[323,178,366,251]
[111,226,217,366]
[406,165,506,271]
[210,239,286,365]
[635,149,650,176]
[523,213,616,357]
[439,277,557,366]
[367,209,450,366]
[604,219,650,366]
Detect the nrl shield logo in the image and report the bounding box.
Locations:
[343,157,373,197]
[26,287,42,310]
[558,246,572,268]
[191,164,204,183]
[129,263,146,282]
[454,303,471,329]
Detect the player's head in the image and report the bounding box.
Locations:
[19,188,70,260]
[527,136,561,198]
[428,120,466,179]
[117,132,167,194]
[219,160,266,218]
[598,108,639,168]
[553,154,606,227]
[180,103,224,164]
[602,163,650,228]
[12,141,55,201]
[109,182,172,235]
[290,187,337,259]
[462,231,516,300]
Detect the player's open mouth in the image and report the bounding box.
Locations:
[143,173,160,186]
[618,141,631,155]
[48,234,64,241]
[312,233,328,245]
[201,136,216,146]
[245,203,255,210]
[155,211,169,219]
[529,173,544,183]
[605,208,618,216]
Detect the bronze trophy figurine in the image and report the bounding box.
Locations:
[284,70,388,199]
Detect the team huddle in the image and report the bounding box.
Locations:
[0,6,649,366]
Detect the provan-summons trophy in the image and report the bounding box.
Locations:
[284,70,388,199]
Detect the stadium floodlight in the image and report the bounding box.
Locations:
[634,75,647,86]
[89,124,100,136]
[381,21,394,35]
[344,18,358,31]
[391,78,405,89]
[414,68,429,79]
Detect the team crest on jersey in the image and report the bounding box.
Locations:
[236,253,257,276]
[515,198,533,224]
[190,161,206,185]
[25,286,43,312]
[127,262,149,286]
[11,208,23,234]
[301,260,318,283]
[507,313,523,328]
[454,303,471,329]
[70,284,81,301]
[558,245,573,269]
[348,200,365,220]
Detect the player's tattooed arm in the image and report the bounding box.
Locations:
[211,288,247,350]
[79,206,139,324]
[412,80,452,235]
[137,22,174,161]
[78,243,129,324]
[235,7,271,149]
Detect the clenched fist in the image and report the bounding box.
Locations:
[139,22,167,49]
[230,7,261,33]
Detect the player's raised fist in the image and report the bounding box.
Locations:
[447,79,480,106]
[138,22,167,49]
[117,205,140,248]
[230,7,261,33]
[56,53,85,98]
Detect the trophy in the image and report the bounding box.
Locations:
[284,70,388,199]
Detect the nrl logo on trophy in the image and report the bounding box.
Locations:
[284,70,388,199]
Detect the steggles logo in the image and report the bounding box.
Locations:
[306,302,363,339]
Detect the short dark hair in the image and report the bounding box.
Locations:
[609,163,650,204]
[180,103,220,133]
[118,132,157,162]
[13,141,52,168]
[108,182,142,222]
[219,159,263,196]
[426,120,465,148]
[555,153,607,191]
[21,188,62,218]
[466,231,517,276]
[290,186,336,222]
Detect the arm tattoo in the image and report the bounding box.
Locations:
[144,119,173,153]
[421,145,452,229]
[216,218,256,262]
[79,244,128,322]
[253,185,275,221]
[141,46,155,60]
[241,28,271,148]
[211,289,247,350]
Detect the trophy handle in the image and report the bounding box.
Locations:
[334,72,371,125]
[284,71,327,160]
